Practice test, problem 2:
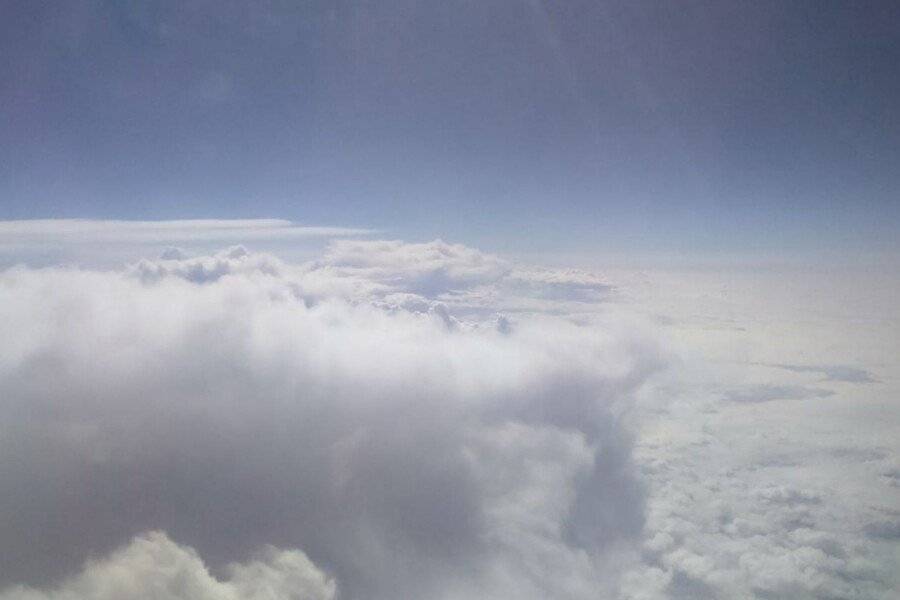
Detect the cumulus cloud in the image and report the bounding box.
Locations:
[0,241,663,600]
[132,245,282,284]
[314,238,511,295]
[0,531,335,600]
[129,240,616,315]
[3,239,897,600]
[611,263,900,600]
[302,239,614,316]
[625,444,898,600]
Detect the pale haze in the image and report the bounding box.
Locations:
[1,2,899,600]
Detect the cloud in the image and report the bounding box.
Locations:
[0,219,373,249]
[880,462,900,487]
[314,239,512,296]
[863,521,900,540]
[624,449,898,600]
[764,363,878,383]
[721,384,834,403]
[502,267,612,302]
[4,239,897,600]
[592,262,900,600]
[132,245,282,284]
[624,359,899,598]
[304,239,615,316]
[131,239,618,315]
[0,531,335,600]
[0,241,664,600]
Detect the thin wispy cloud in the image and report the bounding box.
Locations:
[0,219,374,245]
[722,384,836,404]
[763,363,878,384]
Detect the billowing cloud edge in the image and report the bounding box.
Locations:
[0,240,664,600]
[0,531,335,600]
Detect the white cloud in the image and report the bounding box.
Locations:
[0,531,335,600]
[615,264,900,600]
[0,219,373,243]
[131,245,282,284]
[314,238,511,295]
[0,241,663,600]
[2,241,898,600]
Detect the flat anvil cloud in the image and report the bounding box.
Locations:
[0,241,665,600]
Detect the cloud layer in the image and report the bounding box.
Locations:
[0,242,663,599]
[2,240,897,599]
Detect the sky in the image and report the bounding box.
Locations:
[1,3,899,600]
[2,0,899,258]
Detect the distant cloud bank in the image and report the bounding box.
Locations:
[0,235,897,599]
[0,218,374,245]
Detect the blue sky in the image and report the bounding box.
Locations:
[2,1,899,258]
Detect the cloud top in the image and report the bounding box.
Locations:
[0,532,335,600]
[0,241,660,600]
